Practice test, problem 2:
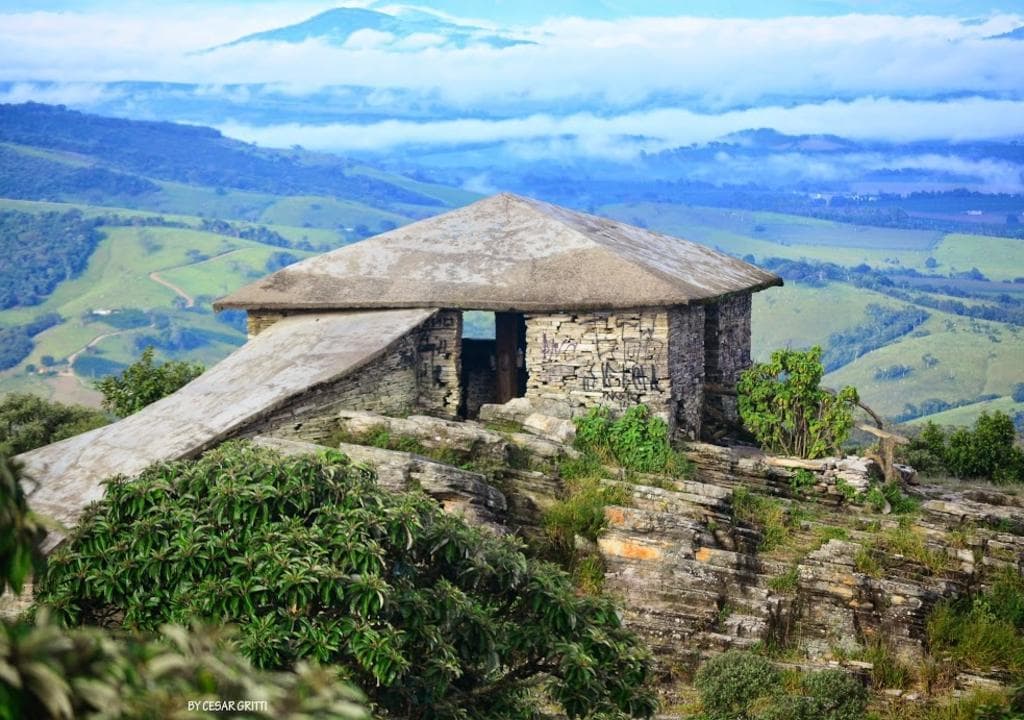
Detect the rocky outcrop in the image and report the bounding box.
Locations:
[262,413,1023,715]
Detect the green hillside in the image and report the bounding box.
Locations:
[1,104,1020,428]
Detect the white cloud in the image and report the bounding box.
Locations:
[0,81,121,107]
[216,97,1024,154]
[1,9,1021,108]
[2,5,1023,154]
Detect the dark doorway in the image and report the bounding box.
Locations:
[459,311,527,418]
[495,312,527,403]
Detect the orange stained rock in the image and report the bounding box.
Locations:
[598,537,662,561]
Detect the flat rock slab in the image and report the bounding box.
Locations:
[18,309,436,535]
[254,435,507,532]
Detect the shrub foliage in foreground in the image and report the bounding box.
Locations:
[737,346,859,459]
[1,454,367,720]
[36,442,657,719]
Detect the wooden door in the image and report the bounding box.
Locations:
[495,312,520,403]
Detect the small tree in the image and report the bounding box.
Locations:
[0,393,109,456]
[946,411,1023,483]
[94,346,203,417]
[737,346,859,459]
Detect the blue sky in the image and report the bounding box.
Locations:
[2,1,1021,20]
[1,0,1023,163]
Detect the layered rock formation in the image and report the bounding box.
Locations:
[259,405,1023,716]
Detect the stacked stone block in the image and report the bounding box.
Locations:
[668,305,706,440]
[524,309,675,421]
[702,293,753,434]
[414,310,462,417]
[241,309,462,438]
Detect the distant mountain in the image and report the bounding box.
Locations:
[0,102,445,207]
[213,7,533,51]
[987,25,1024,40]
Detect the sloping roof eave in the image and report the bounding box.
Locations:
[212,276,783,314]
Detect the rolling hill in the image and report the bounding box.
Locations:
[0,103,1020,428]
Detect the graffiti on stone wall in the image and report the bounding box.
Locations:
[540,333,578,362]
[533,312,667,409]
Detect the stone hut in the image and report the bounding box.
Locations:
[216,193,781,440]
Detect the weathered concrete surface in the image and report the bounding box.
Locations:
[18,309,436,534]
[215,193,781,313]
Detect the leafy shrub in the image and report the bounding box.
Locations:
[36,442,657,719]
[753,694,819,720]
[574,404,692,477]
[901,421,949,476]
[0,619,368,720]
[0,393,109,456]
[0,455,47,597]
[789,469,817,496]
[694,650,781,720]
[802,669,867,720]
[1,453,367,720]
[945,412,1023,483]
[903,413,1024,483]
[94,346,204,416]
[737,346,859,459]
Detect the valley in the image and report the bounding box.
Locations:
[0,104,1022,428]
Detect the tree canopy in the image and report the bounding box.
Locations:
[0,454,368,720]
[94,346,204,417]
[35,442,657,719]
[0,393,109,457]
[737,346,859,459]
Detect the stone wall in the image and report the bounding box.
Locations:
[240,310,462,439]
[246,310,295,337]
[524,309,674,420]
[668,305,706,440]
[702,293,752,435]
[415,311,462,416]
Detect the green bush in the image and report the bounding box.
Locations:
[946,412,1023,483]
[737,346,859,459]
[0,393,109,456]
[902,413,1024,483]
[94,346,204,417]
[802,669,867,720]
[0,455,47,597]
[901,421,948,476]
[695,651,868,720]
[574,404,692,477]
[36,442,657,719]
[753,694,819,720]
[1,453,367,720]
[694,650,781,720]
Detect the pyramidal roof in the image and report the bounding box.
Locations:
[215,193,782,313]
